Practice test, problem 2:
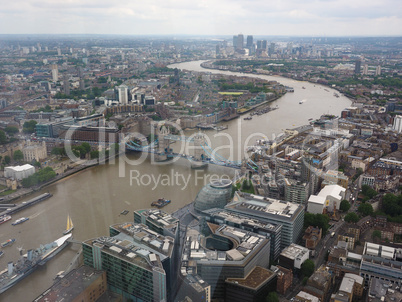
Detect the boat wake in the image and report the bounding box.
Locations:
[29,209,46,220]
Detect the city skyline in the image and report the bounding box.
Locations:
[1,0,402,36]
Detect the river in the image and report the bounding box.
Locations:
[0,60,351,302]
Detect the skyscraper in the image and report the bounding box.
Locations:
[63,74,70,95]
[257,40,268,50]
[269,42,275,56]
[233,35,238,48]
[375,65,381,76]
[363,64,369,75]
[117,85,129,105]
[246,35,253,48]
[236,34,244,50]
[51,64,58,82]
[354,59,361,74]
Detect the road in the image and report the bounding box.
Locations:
[313,220,345,268]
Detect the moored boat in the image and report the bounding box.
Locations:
[12,217,29,226]
[1,239,15,248]
[0,215,11,225]
[0,233,72,294]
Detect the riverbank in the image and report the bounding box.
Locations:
[1,152,123,205]
[199,59,359,101]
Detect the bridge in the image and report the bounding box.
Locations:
[124,123,259,171]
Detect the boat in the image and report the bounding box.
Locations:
[1,239,15,248]
[0,215,11,225]
[120,210,129,215]
[191,161,208,169]
[63,215,74,235]
[214,125,228,131]
[12,217,29,226]
[0,234,72,294]
[151,198,171,208]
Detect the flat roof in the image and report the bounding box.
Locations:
[5,164,34,171]
[33,266,105,302]
[228,192,302,219]
[225,266,275,290]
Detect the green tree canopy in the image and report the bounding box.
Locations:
[358,203,374,216]
[372,230,381,239]
[265,292,279,302]
[301,259,315,278]
[21,167,56,187]
[340,200,351,212]
[51,147,66,157]
[81,142,91,154]
[23,120,37,134]
[90,150,99,159]
[304,213,330,234]
[344,212,359,223]
[361,185,378,199]
[0,130,6,144]
[5,126,19,135]
[13,150,24,162]
[382,193,402,217]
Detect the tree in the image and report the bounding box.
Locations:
[13,150,24,162]
[5,126,19,135]
[344,212,359,223]
[362,185,377,199]
[23,120,37,134]
[51,147,66,157]
[340,200,351,212]
[372,230,381,239]
[358,203,374,216]
[304,213,330,234]
[301,259,315,278]
[90,150,99,159]
[0,130,6,144]
[265,292,279,302]
[81,142,91,154]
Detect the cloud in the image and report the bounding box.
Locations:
[0,0,401,35]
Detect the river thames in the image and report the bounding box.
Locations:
[0,60,351,301]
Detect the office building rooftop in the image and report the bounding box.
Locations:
[33,266,107,302]
[110,222,174,260]
[226,266,276,290]
[280,243,309,261]
[227,192,302,220]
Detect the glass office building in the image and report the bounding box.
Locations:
[194,180,233,212]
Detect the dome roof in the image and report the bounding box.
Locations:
[194,180,233,212]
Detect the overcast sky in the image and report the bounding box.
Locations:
[1,0,401,36]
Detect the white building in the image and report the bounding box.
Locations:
[375,65,381,76]
[393,115,402,133]
[307,184,346,214]
[279,243,309,270]
[117,85,129,105]
[51,64,58,82]
[23,142,47,162]
[4,164,35,180]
